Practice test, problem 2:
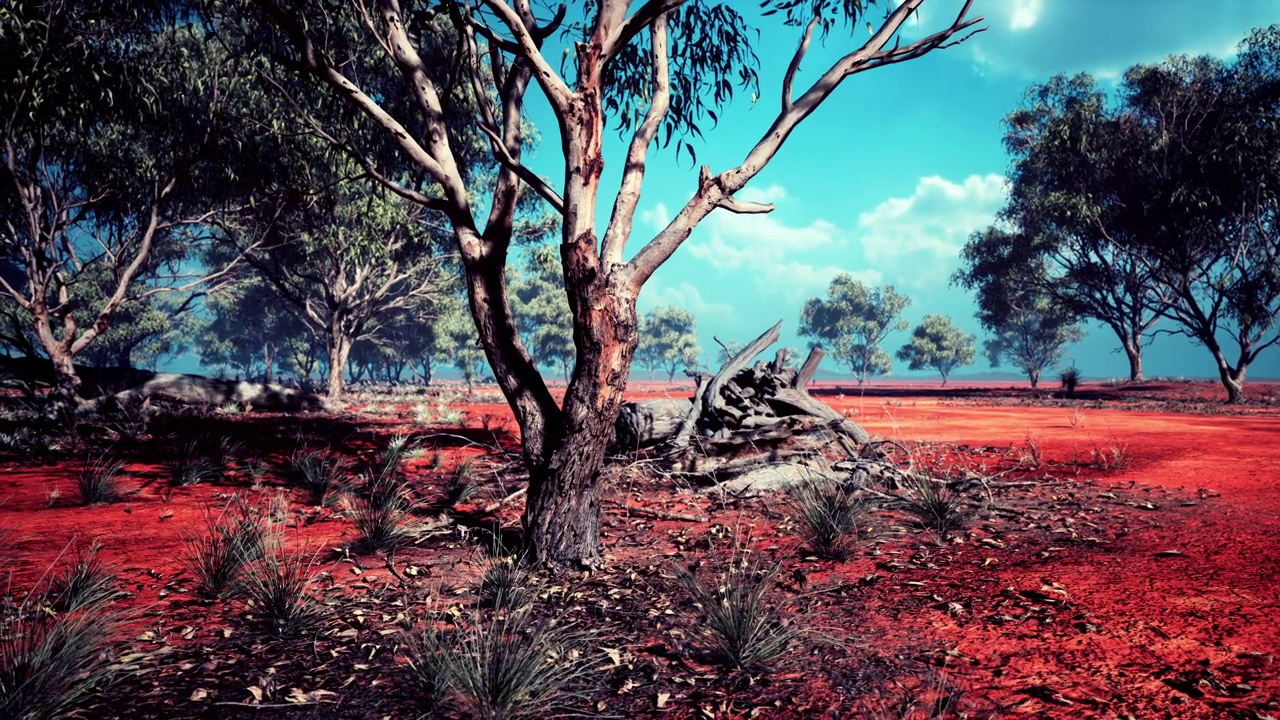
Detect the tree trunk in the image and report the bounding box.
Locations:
[1123,340,1144,382]
[522,294,638,567]
[1029,369,1040,389]
[327,336,350,398]
[1219,363,1245,404]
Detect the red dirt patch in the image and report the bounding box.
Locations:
[1,381,1277,718]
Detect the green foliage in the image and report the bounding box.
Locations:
[800,275,911,384]
[511,246,574,381]
[978,27,1280,399]
[679,558,793,670]
[896,316,976,385]
[788,478,867,560]
[637,306,702,381]
[404,605,597,720]
[1060,367,1081,396]
[980,293,1082,389]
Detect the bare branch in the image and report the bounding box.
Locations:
[623,0,982,290]
[782,15,820,113]
[601,12,671,266]
[479,0,572,110]
[604,0,688,62]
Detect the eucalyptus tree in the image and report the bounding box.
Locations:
[979,293,1082,389]
[215,0,983,565]
[896,315,975,386]
[975,28,1280,401]
[216,172,458,398]
[199,276,313,382]
[636,306,700,382]
[800,274,910,385]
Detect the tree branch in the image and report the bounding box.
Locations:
[601,12,671,267]
[782,14,820,114]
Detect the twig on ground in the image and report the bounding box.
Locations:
[603,500,708,523]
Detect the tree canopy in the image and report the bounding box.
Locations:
[896,315,975,386]
[636,306,701,382]
[799,274,910,385]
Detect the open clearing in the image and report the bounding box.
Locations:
[3,380,1278,718]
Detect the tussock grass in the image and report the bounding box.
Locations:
[477,556,531,610]
[285,448,351,506]
[898,476,970,542]
[180,499,270,600]
[789,477,867,560]
[679,557,793,671]
[76,457,125,505]
[166,438,222,486]
[404,605,597,720]
[241,543,327,638]
[46,541,120,613]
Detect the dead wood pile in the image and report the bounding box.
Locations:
[613,321,909,496]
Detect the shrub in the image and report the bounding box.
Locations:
[76,457,125,505]
[1060,366,1081,397]
[285,449,350,506]
[404,605,597,720]
[788,477,867,560]
[679,557,793,670]
[898,476,970,542]
[241,544,326,638]
[443,460,480,506]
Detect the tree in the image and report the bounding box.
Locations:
[979,30,1280,401]
[799,274,910,385]
[200,277,312,383]
[637,306,700,381]
[896,315,975,386]
[218,173,457,398]
[0,5,241,405]
[511,245,574,382]
[226,0,983,565]
[979,294,1082,388]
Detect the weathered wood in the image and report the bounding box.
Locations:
[703,462,839,497]
[767,388,871,444]
[672,375,711,449]
[793,346,824,389]
[703,320,782,418]
[78,373,325,413]
[613,398,691,451]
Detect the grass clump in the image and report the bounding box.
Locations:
[404,605,597,720]
[679,556,793,671]
[788,477,867,560]
[285,448,350,506]
[166,437,223,486]
[76,457,125,505]
[180,499,270,600]
[0,602,117,719]
[352,483,417,554]
[898,476,970,542]
[477,556,531,609]
[241,543,327,638]
[1060,366,1081,397]
[2,542,121,719]
[46,541,120,613]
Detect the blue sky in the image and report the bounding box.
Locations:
[517,0,1280,381]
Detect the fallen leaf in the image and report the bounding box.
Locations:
[657,692,670,709]
[190,689,208,702]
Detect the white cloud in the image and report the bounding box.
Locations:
[639,279,734,322]
[1009,0,1043,31]
[966,0,1271,80]
[856,174,1007,288]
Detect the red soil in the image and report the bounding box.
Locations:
[2,381,1278,718]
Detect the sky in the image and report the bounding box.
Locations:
[516,0,1280,382]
